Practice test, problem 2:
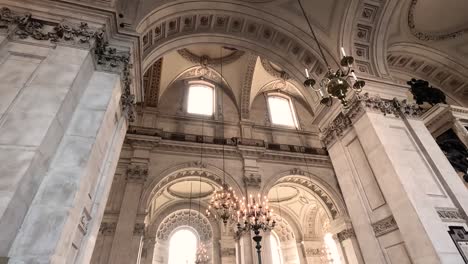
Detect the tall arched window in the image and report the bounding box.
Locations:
[324,233,342,264]
[270,232,283,264]
[168,229,198,264]
[267,94,298,128]
[187,83,215,116]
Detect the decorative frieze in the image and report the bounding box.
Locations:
[305,248,322,256]
[99,222,117,235]
[337,228,355,242]
[372,216,398,237]
[126,164,149,183]
[436,207,466,223]
[0,7,96,47]
[78,208,92,235]
[133,223,145,236]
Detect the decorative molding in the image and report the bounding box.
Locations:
[126,164,149,183]
[243,173,261,187]
[290,167,306,176]
[99,222,117,235]
[0,7,96,47]
[387,51,468,100]
[240,54,258,119]
[337,228,355,242]
[141,12,323,76]
[143,58,163,107]
[436,207,466,223]
[408,0,467,41]
[260,58,290,79]
[372,216,398,237]
[305,248,322,257]
[274,217,295,242]
[276,176,339,219]
[322,93,425,147]
[133,223,145,236]
[177,48,245,66]
[156,210,212,241]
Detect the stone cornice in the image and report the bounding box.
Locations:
[321,93,425,147]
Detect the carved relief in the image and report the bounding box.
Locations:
[436,207,466,223]
[126,164,149,183]
[0,7,96,46]
[240,54,258,119]
[99,222,117,235]
[337,228,355,242]
[372,216,398,237]
[78,208,91,235]
[143,58,163,107]
[134,223,145,236]
[177,48,245,66]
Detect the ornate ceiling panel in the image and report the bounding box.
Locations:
[143,58,163,107]
[408,0,468,41]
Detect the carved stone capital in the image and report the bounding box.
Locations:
[133,223,145,236]
[99,222,117,235]
[322,93,425,147]
[0,7,97,48]
[436,207,466,223]
[372,216,398,237]
[337,228,355,242]
[126,164,149,183]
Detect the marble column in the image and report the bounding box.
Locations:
[326,95,468,264]
[108,163,148,264]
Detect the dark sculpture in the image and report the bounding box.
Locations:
[436,130,468,183]
[407,79,447,105]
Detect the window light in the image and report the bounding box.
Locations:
[187,84,214,116]
[267,95,298,127]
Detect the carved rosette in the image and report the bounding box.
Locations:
[372,216,398,237]
[126,164,149,183]
[337,228,355,242]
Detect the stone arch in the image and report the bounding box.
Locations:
[272,216,297,243]
[160,65,241,113]
[386,42,468,106]
[263,168,346,220]
[142,161,243,209]
[135,1,341,117]
[156,209,213,242]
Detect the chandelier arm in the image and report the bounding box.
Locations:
[297,0,331,69]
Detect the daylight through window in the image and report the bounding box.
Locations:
[168,229,197,264]
[267,95,298,127]
[270,232,283,264]
[187,84,214,116]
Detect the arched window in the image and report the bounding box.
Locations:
[270,232,283,264]
[187,83,215,116]
[168,229,198,264]
[267,94,298,128]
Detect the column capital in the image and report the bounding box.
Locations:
[336,228,356,243]
[322,93,425,147]
[133,223,145,236]
[126,164,149,183]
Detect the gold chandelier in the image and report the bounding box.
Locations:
[299,0,365,108]
[205,47,240,225]
[235,194,276,264]
[206,183,240,224]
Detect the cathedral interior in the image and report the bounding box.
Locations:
[0,0,467,264]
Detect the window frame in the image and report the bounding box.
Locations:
[185,80,216,118]
[167,227,199,264]
[270,231,283,264]
[265,92,300,129]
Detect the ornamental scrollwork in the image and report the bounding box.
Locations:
[337,228,355,242]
